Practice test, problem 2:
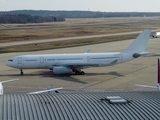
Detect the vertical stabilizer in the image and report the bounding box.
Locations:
[122,29,151,53]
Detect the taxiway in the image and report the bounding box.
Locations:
[0,37,159,93]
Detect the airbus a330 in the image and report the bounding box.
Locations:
[5,30,151,75]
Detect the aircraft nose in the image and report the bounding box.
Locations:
[5,61,9,66]
[5,58,17,68]
[5,61,12,67]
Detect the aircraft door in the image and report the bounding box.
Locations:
[39,57,46,68]
[119,54,123,60]
[40,57,44,63]
[18,57,22,64]
[87,56,90,62]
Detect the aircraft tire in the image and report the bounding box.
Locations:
[75,71,85,75]
[20,69,24,75]
[81,71,85,75]
[75,72,79,75]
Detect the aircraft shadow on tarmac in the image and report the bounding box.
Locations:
[85,71,124,77]
[108,71,123,77]
[3,71,123,77]
[39,71,87,84]
[53,76,87,84]
[2,71,123,84]
[39,71,123,83]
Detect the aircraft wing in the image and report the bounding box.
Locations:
[55,59,118,69]
[135,84,157,89]
[67,63,100,69]
[27,87,63,94]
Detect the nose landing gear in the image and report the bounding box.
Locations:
[20,69,24,75]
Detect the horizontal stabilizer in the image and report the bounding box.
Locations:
[133,52,149,58]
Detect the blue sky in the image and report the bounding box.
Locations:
[0,0,160,12]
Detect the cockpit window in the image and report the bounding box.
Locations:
[8,59,13,62]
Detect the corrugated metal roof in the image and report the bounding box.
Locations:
[0,91,160,120]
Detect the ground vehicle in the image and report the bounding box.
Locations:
[152,32,160,38]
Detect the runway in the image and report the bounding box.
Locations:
[1,28,160,48]
[0,37,159,93]
[0,31,141,48]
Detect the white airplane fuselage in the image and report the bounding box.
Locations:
[5,52,133,70]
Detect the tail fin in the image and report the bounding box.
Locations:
[122,29,151,53]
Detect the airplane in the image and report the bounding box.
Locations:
[135,58,160,91]
[0,79,63,95]
[5,29,151,75]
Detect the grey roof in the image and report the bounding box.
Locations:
[0,91,160,120]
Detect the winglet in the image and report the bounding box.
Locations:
[86,49,91,53]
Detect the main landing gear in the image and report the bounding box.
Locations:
[72,69,85,75]
[20,69,24,75]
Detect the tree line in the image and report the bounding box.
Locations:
[0,14,65,24]
[1,10,160,18]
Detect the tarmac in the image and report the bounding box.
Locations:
[0,36,160,94]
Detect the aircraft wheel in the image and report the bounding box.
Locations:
[20,69,24,75]
[72,69,76,72]
[75,72,79,75]
[81,71,85,75]
[20,72,24,75]
[75,70,85,75]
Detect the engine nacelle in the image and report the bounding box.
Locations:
[53,66,72,74]
[133,53,141,58]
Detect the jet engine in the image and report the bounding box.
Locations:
[133,53,141,58]
[53,66,72,74]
